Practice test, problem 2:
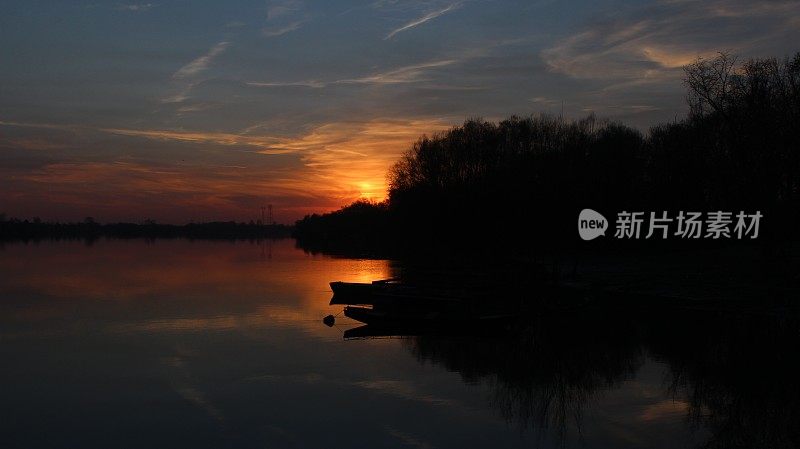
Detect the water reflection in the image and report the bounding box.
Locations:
[395,311,642,446]
[0,239,797,448]
[649,312,800,449]
[391,309,800,448]
[0,238,395,338]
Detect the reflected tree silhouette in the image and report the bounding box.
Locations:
[403,311,643,447]
[398,309,799,448]
[648,312,800,449]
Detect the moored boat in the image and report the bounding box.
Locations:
[329,279,472,306]
[343,305,514,328]
[329,279,402,305]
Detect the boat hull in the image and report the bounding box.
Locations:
[344,305,513,328]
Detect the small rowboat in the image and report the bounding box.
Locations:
[343,305,514,328]
[342,324,512,339]
[329,279,401,304]
[329,280,468,306]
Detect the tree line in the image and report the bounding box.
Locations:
[295,52,800,255]
[0,215,291,242]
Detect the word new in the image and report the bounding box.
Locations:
[578,209,608,240]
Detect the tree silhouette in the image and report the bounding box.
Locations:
[296,51,800,261]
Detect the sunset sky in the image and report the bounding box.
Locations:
[2,0,798,223]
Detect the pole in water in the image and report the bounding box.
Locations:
[323,315,335,327]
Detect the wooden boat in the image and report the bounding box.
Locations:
[342,324,513,339]
[329,279,400,303]
[343,305,514,328]
[329,279,470,306]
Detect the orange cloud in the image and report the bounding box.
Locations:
[1,118,453,222]
[102,127,291,155]
[274,118,453,204]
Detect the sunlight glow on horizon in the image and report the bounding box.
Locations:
[0,118,451,223]
[2,0,798,222]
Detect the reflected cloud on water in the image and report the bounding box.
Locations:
[0,239,797,448]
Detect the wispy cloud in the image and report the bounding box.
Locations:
[0,137,69,151]
[261,118,453,202]
[102,127,291,154]
[176,103,215,115]
[262,0,307,37]
[119,3,155,12]
[0,120,290,154]
[384,2,462,40]
[163,41,230,105]
[0,120,77,132]
[247,59,456,88]
[262,20,305,37]
[1,118,453,219]
[338,59,456,84]
[541,0,800,81]
[172,41,230,80]
[267,0,303,20]
[246,80,326,88]
[160,82,197,104]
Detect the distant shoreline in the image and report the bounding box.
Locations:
[0,219,293,241]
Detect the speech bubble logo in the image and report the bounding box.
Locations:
[578,209,608,240]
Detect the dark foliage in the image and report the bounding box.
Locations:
[292,200,390,254]
[387,114,646,251]
[296,52,800,256]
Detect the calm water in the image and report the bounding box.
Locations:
[0,239,796,448]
